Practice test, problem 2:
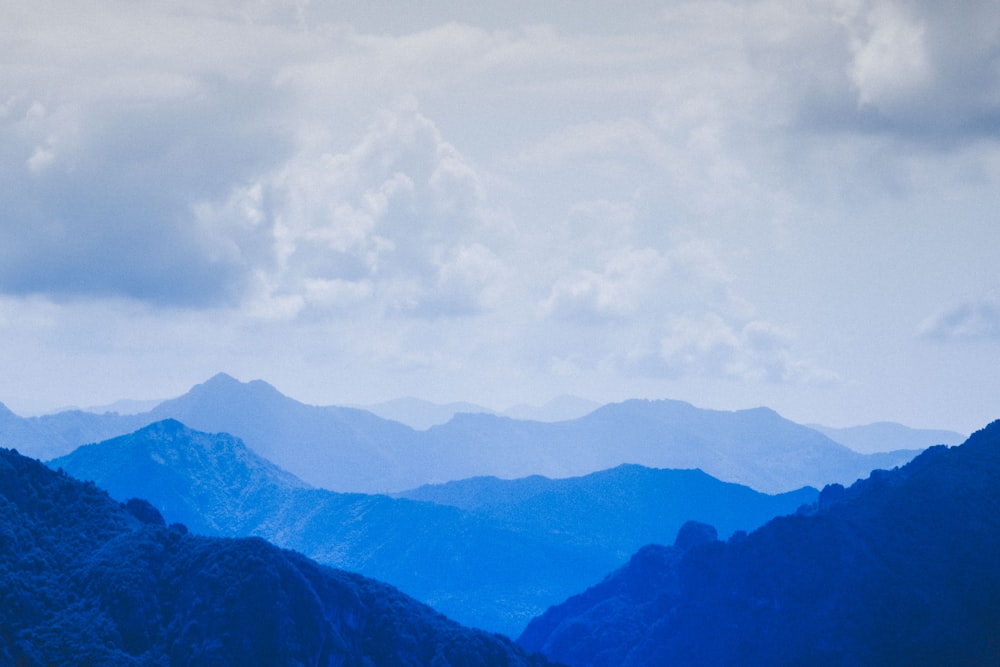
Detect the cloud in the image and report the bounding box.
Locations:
[919,300,1000,341]
[624,314,838,385]
[835,0,1000,139]
[196,100,511,319]
[541,247,670,323]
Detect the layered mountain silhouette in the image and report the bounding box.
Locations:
[358,394,600,430]
[51,420,814,637]
[518,421,1000,666]
[809,421,965,454]
[396,466,817,555]
[3,373,920,492]
[0,446,552,666]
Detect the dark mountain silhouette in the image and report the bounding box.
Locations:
[809,420,965,454]
[518,420,1000,666]
[5,373,919,492]
[52,420,814,637]
[0,446,552,666]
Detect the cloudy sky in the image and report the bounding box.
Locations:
[2,0,998,433]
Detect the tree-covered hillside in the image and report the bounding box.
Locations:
[520,421,1000,666]
[0,446,552,666]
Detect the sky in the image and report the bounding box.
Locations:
[1,0,998,433]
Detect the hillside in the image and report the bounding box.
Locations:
[52,420,814,637]
[518,421,1000,666]
[0,446,552,666]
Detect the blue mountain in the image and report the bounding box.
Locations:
[6,373,920,493]
[52,420,815,637]
[518,420,1000,666]
[0,445,552,666]
[809,420,965,453]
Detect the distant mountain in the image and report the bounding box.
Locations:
[501,395,601,422]
[0,447,552,666]
[0,399,147,460]
[360,397,494,430]
[518,421,1000,666]
[143,373,423,492]
[396,465,818,553]
[419,401,919,493]
[4,373,921,493]
[809,421,965,454]
[52,421,814,637]
[360,394,600,430]
[84,397,164,415]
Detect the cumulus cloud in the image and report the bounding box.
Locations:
[541,247,670,323]
[919,300,1000,341]
[196,101,510,319]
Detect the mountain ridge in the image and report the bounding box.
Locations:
[518,420,1000,666]
[3,373,922,493]
[1,444,552,666]
[52,419,817,637]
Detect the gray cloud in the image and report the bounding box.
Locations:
[0,76,291,306]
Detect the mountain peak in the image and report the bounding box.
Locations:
[203,371,242,386]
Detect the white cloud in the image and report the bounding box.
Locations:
[847,1,930,111]
[624,314,838,384]
[194,100,511,319]
[541,247,670,323]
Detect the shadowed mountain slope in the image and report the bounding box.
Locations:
[51,420,814,637]
[518,420,1000,666]
[0,446,552,667]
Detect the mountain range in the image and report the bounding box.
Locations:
[0,373,925,494]
[359,395,602,430]
[51,419,815,637]
[518,421,1000,666]
[0,445,552,666]
[808,421,965,454]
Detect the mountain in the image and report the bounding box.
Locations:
[359,397,494,430]
[51,418,309,536]
[420,400,919,493]
[6,373,920,493]
[0,446,552,666]
[809,421,965,454]
[518,420,1000,666]
[52,420,814,637]
[501,395,601,422]
[143,373,423,493]
[396,465,818,552]
[83,398,164,415]
[0,400,146,461]
[360,395,600,430]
